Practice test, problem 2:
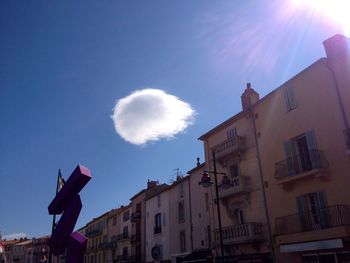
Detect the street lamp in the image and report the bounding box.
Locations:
[199,150,227,263]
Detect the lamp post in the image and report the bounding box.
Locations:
[200,150,226,263]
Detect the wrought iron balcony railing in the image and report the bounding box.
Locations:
[85,228,103,238]
[275,149,328,179]
[212,136,246,160]
[214,223,264,244]
[117,232,130,241]
[131,211,141,222]
[275,205,350,235]
[154,226,162,234]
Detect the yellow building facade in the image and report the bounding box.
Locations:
[199,34,350,263]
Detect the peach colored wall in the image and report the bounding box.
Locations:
[188,165,212,251]
[145,190,170,262]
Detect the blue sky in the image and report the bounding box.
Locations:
[0,0,346,238]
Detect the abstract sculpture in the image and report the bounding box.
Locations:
[48,165,91,263]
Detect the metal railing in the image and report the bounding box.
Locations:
[85,228,103,238]
[131,211,141,222]
[275,149,328,179]
[154,226,162,234]
[212,136,246,159]
[117,232,129,241]
[275,205,350,235]
[214,223,264,244]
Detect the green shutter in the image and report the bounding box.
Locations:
[317,191,330,228]
[284,140,296,176]
[306,130,320,168]
[285,87,297,111]
[297,196,307,231]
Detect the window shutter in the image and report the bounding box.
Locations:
[285,87,297,111]
[296,196,307,231]
[316,191,330,228]
[306,130,320,168]
[284,140,296,176]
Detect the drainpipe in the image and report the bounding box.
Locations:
[250,109,276,263]
[325,60,350,153]
[188,171,194,252]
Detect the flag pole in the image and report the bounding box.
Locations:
[49,169,61,263]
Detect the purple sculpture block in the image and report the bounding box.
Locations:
[65,231,87,263]
[48,164,91,215]
[49,195,82,255]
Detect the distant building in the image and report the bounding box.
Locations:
[186,160,212,259]
[145,182,170,263]
[84,212,109,263]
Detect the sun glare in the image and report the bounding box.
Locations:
[292,0,350,36]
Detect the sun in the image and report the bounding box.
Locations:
[292,0,350,36]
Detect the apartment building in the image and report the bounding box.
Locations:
[198,34,350,263]
[12,239,31,263]
[186,160,212,257]
[145,183,170,263]
[85,212,109,263]
[114,205,132,263]
[167,176,192,262]
[257,35,350,263]
[129,190,146,263]
[199,86,272,262]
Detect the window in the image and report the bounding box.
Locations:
[205,193,209,212]
[179,183,184,197]
[297,191,329,231]
[284,131,320,176]
[113,216,117,226]
[227,127,237,138]
[123,226,128,238]
[285,86,297,111]
[122,247,128,260]
[178,201,185,223]
[235,209,245,225]
[136,202,141,212]
[157,195,161,207]
[123,211,130,222]
[154,213,162,234]
[205,225,211,248]
[180,231,186,252]
[230,164,240,178]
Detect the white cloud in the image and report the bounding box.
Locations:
[111,89,196,145]
[2,232,27,240]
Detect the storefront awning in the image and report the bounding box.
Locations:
[280,239,343,253]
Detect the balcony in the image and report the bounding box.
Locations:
[275,205,350,236]
[108,240,117,249]
[116,255,129,262]
[154,226,162,234]
[117,232,130,241]
[214,223,264,245]
[131,211,141,222]
[212,136,246,162]
[98,242,109,250]
[218,176,250,200]
[85,228,103,238]
[275,149,329,189]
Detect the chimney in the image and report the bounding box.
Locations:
[147,180,157,189]
[241,83,259,111]
[323,34,349,59]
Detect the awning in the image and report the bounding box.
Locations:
[280,239,343,253]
